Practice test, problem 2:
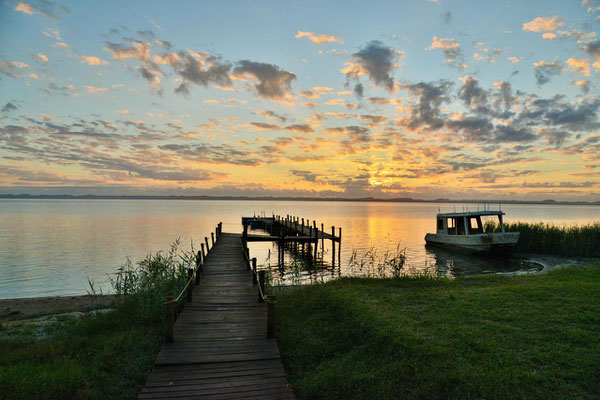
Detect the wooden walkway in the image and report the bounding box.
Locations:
[139,233,295,400]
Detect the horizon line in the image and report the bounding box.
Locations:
[1,194,599,206]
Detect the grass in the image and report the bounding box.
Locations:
[0,309,162,399]
[275,264,600,399]
[0,240,195,400]
[489,221,600,257]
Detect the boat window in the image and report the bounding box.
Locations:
[456,217,466,235]
[447,218,456,234]
[468,217,483,234]
[437,218,443,232]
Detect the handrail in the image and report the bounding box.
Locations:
[164,222,222,306]
[163,267,197,305]
[241,238,276,304]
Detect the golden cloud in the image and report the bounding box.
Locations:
[522,16,564,32]
[295,31,343,44]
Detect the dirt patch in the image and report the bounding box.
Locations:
[0,294,115,322]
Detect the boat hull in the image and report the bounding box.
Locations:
[424,232,520,252]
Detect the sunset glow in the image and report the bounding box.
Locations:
[1,1,599,200]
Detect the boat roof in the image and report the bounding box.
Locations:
[437,210,505,218]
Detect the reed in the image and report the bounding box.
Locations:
[489,221,600,257]
[347,244,407,278]
[109,238,196,323]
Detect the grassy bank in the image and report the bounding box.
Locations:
[275,265,600,399]
[492,221,600,257]
[0,242,194,400]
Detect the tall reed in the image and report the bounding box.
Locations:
[491,221,600,257]
[109,239,196,323]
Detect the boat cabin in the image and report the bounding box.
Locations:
[435,211,505,236]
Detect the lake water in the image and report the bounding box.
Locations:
[0,199,598,299]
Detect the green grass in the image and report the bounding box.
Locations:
[275,265,600,399]
[0,240,196,400]
[0,310,162,399]
[490,221,600,257]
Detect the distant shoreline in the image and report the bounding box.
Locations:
[0,194,599,206]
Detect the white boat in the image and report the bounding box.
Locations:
[424,210,519,251]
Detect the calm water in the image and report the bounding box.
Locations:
[0,199,598,299]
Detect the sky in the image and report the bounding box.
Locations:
[1,0,599,201]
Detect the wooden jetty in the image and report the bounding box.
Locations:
[139,228,295,400]
[242,214,342,266]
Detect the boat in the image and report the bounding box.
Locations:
[424,210,519,251]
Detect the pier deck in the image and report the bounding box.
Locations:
[139,232,295,400]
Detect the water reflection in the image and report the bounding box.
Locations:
[423,245,544,277]
[0,199,596,298]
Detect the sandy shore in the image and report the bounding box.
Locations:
[0,294,115,321]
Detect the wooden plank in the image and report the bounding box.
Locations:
[139,232,294,399]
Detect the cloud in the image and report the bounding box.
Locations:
[284,124,314,133]
[584,40,600,60]
[169,51,232,95]
[314,86,333,94]
[472,42,502,64]
[232,60,296,103]
[13,0,70,20]
[428,36,466,69]
[255,110,287,123]
[522,16,564,32]
[458,75,488,107]
[574,80,590,93]
[507,56,520,64]
[0,61,30,78]
[104,40,153,64]
[15,3,34,14]
[81,56,108,66]
[492,81,516,110]
[43,28,61,40]
[539,129,571,147]
[1,102,18,113]
[295,30,343,44]
[300,102,320,108]
[566,58,591,76]
[299,90,319,98]
[343,40,404,91]
[249,122,280,130]
[84,86,108,94]
[533,60,562,85]
[290,169,319,182]
[37,53,48,63]
[353,83,364,98]
[399,80,453,131]
[115,109,130,114]
[493,124,537,142]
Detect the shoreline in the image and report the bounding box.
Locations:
[0,294,115,322]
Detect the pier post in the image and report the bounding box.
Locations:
[211,232,215,246]
[205,237,210,253]
[332,226,336,266]
[187,268,194,300]
[267,296,277,338]
[246,247,251,270]
[165,296,175,342]
[196,251,202,282]
[252,258,257,284]
[258,271,266,303]
[321,223,324,252]
[201,243,205,260]
[338,227,342,267]
[313,221,318,262]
